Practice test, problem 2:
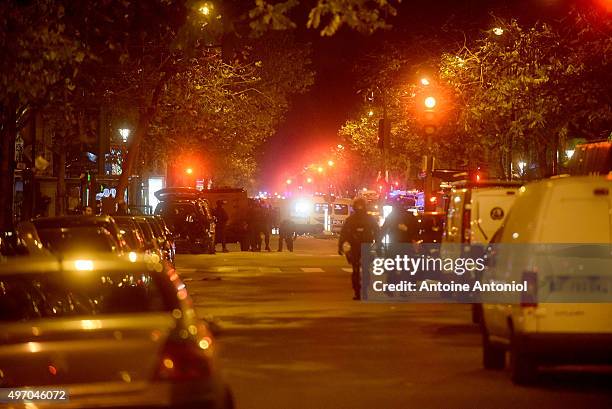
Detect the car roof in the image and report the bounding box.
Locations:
[0,254,162,276]
[451,180,523,189]
[32,215,117,228]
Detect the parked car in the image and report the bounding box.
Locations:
[113,216,147,252]
[35,226,121,255]
[480,175,612,384]
[31,215,129,254]
[0,255,234,408]
[154,188,216,254]
[143,215,176,265]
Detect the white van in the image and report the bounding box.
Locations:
[443,180,522,245]
[440,180,521,320]
[331,198,352,233]
[480,176,612,384]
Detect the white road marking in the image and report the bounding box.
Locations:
[301,267,324,272]
[341,268,353,273]
[259,267,282,273]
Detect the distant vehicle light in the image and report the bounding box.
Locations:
[74,259,94,271]
[294,200,311,216]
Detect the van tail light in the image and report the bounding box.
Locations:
[154,339,212,381]
[520,271,538,308]
[461,209,471,243]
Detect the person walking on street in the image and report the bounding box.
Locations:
[277,219,296,252]
[338,198,379,300]
[381,202,418,244]
[213,200,229,252]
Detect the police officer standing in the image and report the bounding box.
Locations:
[213,200,229,252]
[338,198,379,300]
[277,219,296,252]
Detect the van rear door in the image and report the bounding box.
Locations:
[470,187,518,244]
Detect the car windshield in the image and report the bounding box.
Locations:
[0,271,175,322]
[37,227,117,254]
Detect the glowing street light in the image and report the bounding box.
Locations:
[420,78,430,86]
[317,166,324,173]
[185,168,194,175]
[327,160,334,167]
[492,27,504,36]
[367,110,374,117]
[306,177,313,183]
[118,128,130,143]
[198,2,213,15]
[565,149,575,159]
[424,96,437,109]
[286,178,292,185]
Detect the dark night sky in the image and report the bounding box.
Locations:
[258,0,577,190]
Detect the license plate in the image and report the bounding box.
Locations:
[550,277,610,294]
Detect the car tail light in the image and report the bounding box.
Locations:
[520,271,538,308]
[154,339,212,381]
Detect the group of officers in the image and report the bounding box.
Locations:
[214,196,418,301]
[213,199,296,253]
[338,198,420,300]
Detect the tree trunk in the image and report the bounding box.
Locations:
[115,71,171,205]
[56,144,66,216]
[0,100,17,230]
[551,132,560,176]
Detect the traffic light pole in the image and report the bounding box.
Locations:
[423,133,435,212]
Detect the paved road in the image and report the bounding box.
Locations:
[177,237,612,409]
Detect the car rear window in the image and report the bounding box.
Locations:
[0,271,176,322]
[37,227,117,254]
[333,204,349,215]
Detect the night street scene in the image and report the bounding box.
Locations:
[1,0,612,408]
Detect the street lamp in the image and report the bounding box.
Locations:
[327,160,334,167]
[185,167,194,175]
[306,177,313,183]
[424,96,437,109]
[317,166,324,173]
[198,2,213,15]
[565,149,575,159]
[492,27,504,36]
[286,178,292,185]
[420,78,430,86]
[118,128,130,143]
[368,110,374,117]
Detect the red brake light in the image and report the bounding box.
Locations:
[154,340,212,381]
[521,271,538,308]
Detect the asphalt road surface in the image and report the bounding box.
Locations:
[177,236,612,409]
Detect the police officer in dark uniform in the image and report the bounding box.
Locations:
[381,202,418,243]
[213,200,229,252]
[277,219,296,252]
[338,198,379,300]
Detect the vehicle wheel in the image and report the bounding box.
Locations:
[510,335,537,384]
[482,331,505,370]
[471,303,483,324]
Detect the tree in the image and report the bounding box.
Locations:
[146,32,314,188]
[440,9,612,178]
[0,0,83,229]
